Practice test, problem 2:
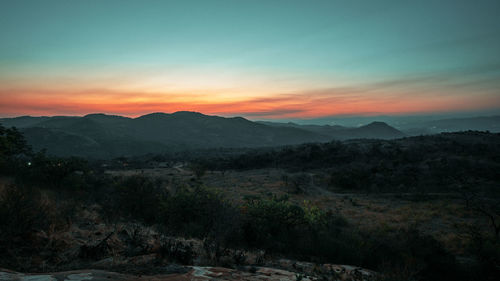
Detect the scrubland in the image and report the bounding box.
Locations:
[1,126,498,280]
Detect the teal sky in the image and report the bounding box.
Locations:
[1,0,500,118]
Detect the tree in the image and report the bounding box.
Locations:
[0,125,31,157]
[0,125,32,174]
[190,163,207,180]
[289,173,311,194]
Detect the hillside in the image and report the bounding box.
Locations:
[1,125,499,281]
[258,120,405,140]
[0,112,405,158]
[195,131,500,193]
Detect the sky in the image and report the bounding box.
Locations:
[1,0,500,119]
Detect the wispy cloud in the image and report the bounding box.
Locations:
[1,63,499,119]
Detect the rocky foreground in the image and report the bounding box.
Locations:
[0,263,375,281]
[1,205,377,281]
[0,197,377,281]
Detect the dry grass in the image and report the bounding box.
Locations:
[104,167,494,256]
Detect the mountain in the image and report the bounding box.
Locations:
[336,121,406,140]
[257,121,347,134]
[0,112,409,158]
[0,115,51,128]
[0,112,334,158]
[258,120,405,140]
[129,111,329,149]
[0,112,408,158]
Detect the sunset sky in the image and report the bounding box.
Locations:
[1,0,499,119]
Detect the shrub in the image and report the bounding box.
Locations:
[0,184,52,270]
[189,163,207,180]
[158,237,195,265]
[240,195,355,262]
[159,186,235,238]
[0,184,50,241]
[366,226,461,281]
[20,153,90,190]
[288,173,312,194]
[113,175,168,224]
[241,195,306,249]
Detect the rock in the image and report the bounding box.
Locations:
[64,273,93,280]
[0,266,372,281]
[0,271,57,281]
[91,257,117,267]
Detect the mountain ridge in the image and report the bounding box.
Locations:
[1,111,405,158]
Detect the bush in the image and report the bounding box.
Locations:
[240,195,355,262]
[0,184,50,241]
[189,163,207,180]
[159,186,240,243]
[241,195,306,250]
[112,175,168,224]
[288,173,312,194]
[365,226,462,281]
[20,153,90,190]
[0,184,52,270]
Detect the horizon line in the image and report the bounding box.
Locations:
[1,108,500,121]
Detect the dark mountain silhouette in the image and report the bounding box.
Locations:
[257,121,347,134]
[129,111,329,149]
[0,111,406,158]
[0,116,51,128]
[337,121,406,140]
[258,120,405,140]
[0,112,324,157]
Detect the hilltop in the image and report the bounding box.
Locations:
[0,112,405,158]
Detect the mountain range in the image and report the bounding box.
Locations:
[0,111,406,158]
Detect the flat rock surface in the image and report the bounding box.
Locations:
[0,267,312,281]
[0,264,376,281]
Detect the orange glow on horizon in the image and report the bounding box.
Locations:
[1,87,498,119]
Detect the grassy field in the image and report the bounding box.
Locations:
[105,166,490,257]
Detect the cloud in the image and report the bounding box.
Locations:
[1,70,500,119]
[235,109,307,118]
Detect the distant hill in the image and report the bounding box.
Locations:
[336,121,406,139]
[418,116,500,133]
[1,112,337,157]
[0,116,51,128]
[200,131,500,174]
[258,120,405,140]
[257,121,347,134]
[0,111,408,158]
[261,115,500,137]
[128,112,328,148]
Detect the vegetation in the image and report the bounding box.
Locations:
[197,132,500,193]
[0,127,499,280]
